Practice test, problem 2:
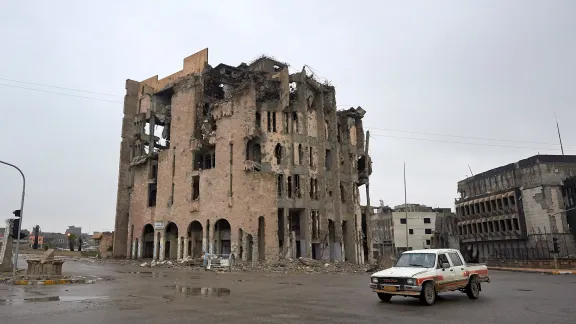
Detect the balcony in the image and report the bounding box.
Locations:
[243,160,261,172]
[243,125,261,140]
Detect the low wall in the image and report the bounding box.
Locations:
[486,258,576,269]
[22,250,83,257]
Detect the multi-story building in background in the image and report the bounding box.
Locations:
[392,203,452,251]
[113,49,372,264]
[363,204,394,261]
[455,155,576,262]
[42,232,67,250]
[65,226,82,237]
[365,203,452,255]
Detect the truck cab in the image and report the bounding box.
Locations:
[369,249,490,305]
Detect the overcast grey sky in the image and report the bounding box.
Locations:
[1,0,575,233]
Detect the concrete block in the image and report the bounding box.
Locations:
[41,249,55,263]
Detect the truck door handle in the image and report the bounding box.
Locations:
[450,269,454,272]
[461,268,464,270]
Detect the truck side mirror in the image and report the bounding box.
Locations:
[442,262,450,269]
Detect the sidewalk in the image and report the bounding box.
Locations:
[489,266,576,275]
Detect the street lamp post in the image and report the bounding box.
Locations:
[0,160,26,278]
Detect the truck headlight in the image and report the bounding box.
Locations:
[371,277,378,283]
[406,279,415,285]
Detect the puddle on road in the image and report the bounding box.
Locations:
[517,289,533,292]
[0,296,108,305]
[116,271,167,278]
[278,282,303,285]
[165,285,230,297]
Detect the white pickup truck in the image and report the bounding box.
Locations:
[370,249,490,305]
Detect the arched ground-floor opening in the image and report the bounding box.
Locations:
[258,216,265,261]
[143,224,154,258]
[246,234,253,262]
[187,221,203,258]
[328,220,336,261]
[214,219,231,256]
[288,209,303,258]
[165,222,179,259]
[238,228,244,260]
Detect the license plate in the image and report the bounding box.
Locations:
[382,286,397,292]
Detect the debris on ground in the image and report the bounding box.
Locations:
[74,256,377,274]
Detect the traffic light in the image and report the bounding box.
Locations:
[8,209,27,240]
[10,218,20,238]
[552,237,560,254]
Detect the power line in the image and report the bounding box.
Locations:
[0,83,123,104]
[0,77,121,97]
[366,126,576,147]
[369,133,574,151]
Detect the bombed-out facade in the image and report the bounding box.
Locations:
[113,49,372,264]
[454,155,576,262]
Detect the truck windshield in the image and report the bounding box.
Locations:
[395,253,436,268]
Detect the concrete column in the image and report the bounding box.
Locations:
[252,234,259,265]
[137,237,142,259]
[202,236,207,255]
[159,233,165,261]
[152,232,159,261]
[210,224,217,255]
[336,221,345,262]
[176,237,182,260]
[302,208,312,258]
[183,238,189,259]
[242,232,249,262]
[283,208,289,258]
[230,228,237,260]
[131,240,137,259]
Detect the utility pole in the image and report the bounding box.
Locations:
[404,162,409,250]
[555,113,564,155]
[364,131,373,264]
[0,160,26,279]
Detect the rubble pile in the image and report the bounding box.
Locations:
[77,256,376,274]
[233,257,374,275]
[139,257,205,269]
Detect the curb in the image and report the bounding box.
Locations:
[489,267,576,275]
[1,278,97,285]
[13,279,96,285]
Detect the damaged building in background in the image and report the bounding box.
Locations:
[113,48,372,265]
[455,155,576,262]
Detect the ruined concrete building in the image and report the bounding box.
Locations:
[113,49,372,265]
[455,155,576,262]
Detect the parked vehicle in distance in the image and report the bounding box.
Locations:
[369,249,490,305]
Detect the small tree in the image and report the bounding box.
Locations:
[67,233,77,251]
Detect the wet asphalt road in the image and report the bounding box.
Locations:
[1,258,574,324]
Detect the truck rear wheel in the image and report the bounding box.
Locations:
[377,293,392,302]
[419,282,436,306]
[465,277,480,299]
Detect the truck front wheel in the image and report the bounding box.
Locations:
[465,277,480,299]
[419,282,436,306]
[377,293,392,302]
